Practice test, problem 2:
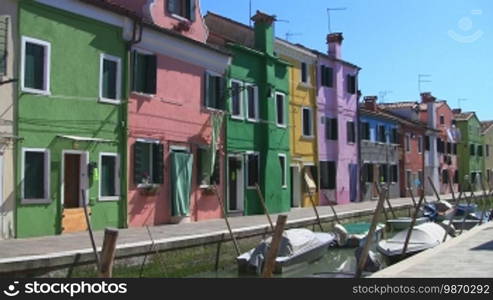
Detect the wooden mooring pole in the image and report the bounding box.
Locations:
[355,186,387,279]
[374,183,389,221]
[428,176,441,202]
[262,215,288,278]
[322,192,341,225]
[255,184,275,232]
[401,191,426,260]
[407,187,417,209]
[82,190,100,269]
[308,191,324,232]
[98,228,119,278]
[212,185,241,256]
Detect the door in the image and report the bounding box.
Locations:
[228,155,244,212]
[349,164,358,202]
[291,166,301,207]
[62,153,88,233]
[171,150,193,217]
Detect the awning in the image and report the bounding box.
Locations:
[304,168,317,191]
[57,135,115,144]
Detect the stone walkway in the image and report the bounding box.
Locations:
[0,193,454,275]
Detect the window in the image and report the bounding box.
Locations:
[21,36,51,94]
[347,121,356,143]
[379,164,389,183]
[0,16,8,76]
[470,144,475,156]
[246,84,259,121]
[99,54,121,103]
[197,148,220,187]
[478,145,484,157]
[487,145,490,157]
[418,171,424,187]
[22,148,50,203]
[453,170,459,184]
[418,136,423,153]
[320,65,333,87]
[133,141,164,185]
[378,125,386,143]
[99,153,120,201]
[205,72,225,110]
[452,143,457,155]
[390,165,398,183]
[446,142,452,154]
[488,169,491,183]
[230,80,243,119]
[167,0,196,21]
[363,163,374,183]
[405,134,411,152]
[437,139,444,153]
[440,115,445,125]
[302,107,313,137]
[278,154,287,188]
[390,128,398,144]
[360,122,370,140]
[320,161,336,190]
[132,50,157,95]
[406,171,412,188]
[442,169,449,184]
[300,62,308,83]
[325,117,338,140]
[246,153,259,188]
[347,74,357,94]
[276,92,286,127]
[425,136,430,151]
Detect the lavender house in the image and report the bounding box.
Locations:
[314,33,361,204]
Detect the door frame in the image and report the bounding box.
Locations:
[61,150,89,208]
[227,153,244,212]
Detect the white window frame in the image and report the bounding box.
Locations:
[245,151,260,189]
[301,107,314,138]
[131,48,157,97]
[245,83,259,122]
[21,148,51,204]
[278,153,287,189]
[275,92,287,128]
[99,53,122,104]
[20,36,51,95]
[99,152,121,201]
[230,79,244,120]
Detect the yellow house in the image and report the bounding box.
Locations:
[275,39,319,207]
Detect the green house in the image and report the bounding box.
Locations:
[481,121,493,187]
[205,11,291,215]
[15,1,128,237]
[454,111,484,191]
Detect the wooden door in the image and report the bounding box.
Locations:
[62,154,88,233]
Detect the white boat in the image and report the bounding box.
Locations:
[237,229,335,275]
[333,223,385,248]
[377,223,450,264]
[386,217,429,231]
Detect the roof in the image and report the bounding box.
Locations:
[205,11,255,49]
[378,101,419,110]
[360,106,435,131]
[454,111,475,121]
[481,121,493,134]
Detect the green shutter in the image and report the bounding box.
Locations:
[198,148,210,185]
[101,156,116,197]
[145,55,157,94]
[0,16,8,76]
[102,59,117,99]
[153,143,164,184]
[133,142,147,184]
[24,152,45,199]
[25,42,45,90]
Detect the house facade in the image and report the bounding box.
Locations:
[275,39,319,208]
[0,0,18,239]
[481,121,493,187]
[315,33,360,205]
[105,0,231,226]
[454,110,484,191]
[205,11,291,215]
[360,97,400,200]
[15,0,131,237]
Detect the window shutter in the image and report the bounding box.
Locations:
[320,66,325,86]
[188,0,196,22]
[153,143,164,184]
[218,76,226,110]
[145,55,157,94]
[204,72,211,107]
[327,67,333,87]
[331,118,338,140]
[0,16,8,76]
[325,118,330,140]
[131,50,139,92]
[133,142,146,184]
[167,0,178,14]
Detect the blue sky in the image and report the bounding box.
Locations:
[202,0,493,120]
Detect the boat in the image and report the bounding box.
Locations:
[386,217,429,231]
[236,228,336,275]
[423,201,455,222]
[333,223,385,248]
[377,223,451,264]
[451,218,481,231]
[455,203,478,217]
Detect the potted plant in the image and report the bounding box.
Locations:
[137,173,160,195]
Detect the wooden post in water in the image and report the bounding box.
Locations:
[82,190,100,269]
[98,228,119,278]
[374,183,389,221]
[255,184,275,232]
[262,215,288,278]
[212,185,241,256]
[407,187,417,209]
[401,192,426,260]
[308,191,324,232]
[322,191,341,225]
[428,176,441,202]
[385,188,397,219]
[459,185,475,235]
[355,187,387,279]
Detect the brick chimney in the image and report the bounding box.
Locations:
[420,92,436,103]
[364,96,378,111]
[452,108,462,114]
[327,32,343,59]
[251,11,276,56]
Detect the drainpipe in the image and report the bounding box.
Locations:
[120,19,143,228]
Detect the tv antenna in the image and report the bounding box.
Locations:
[285,31,302,41]
[327,8,347,33]
[418,74,432,92]
[458,98,467,109]
[379,90,393,103]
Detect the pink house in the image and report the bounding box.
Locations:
[315,33,361,205]
[110,0,231,226]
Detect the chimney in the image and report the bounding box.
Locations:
[420,92,436,103]
[251,11,276,55]
[453,109,462,114]
[327,32,343,59]
[363,96,378,111]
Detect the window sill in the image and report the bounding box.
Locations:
[137,183,160,189]
[247,118,260,123]
[98,97,121,105]
[301,135,315,140]
[21,198,51,205]
[276,124,287,129]
[231,115,245,121]
[171,14,193,23]
[131,91,155,98]
[204,107,224,113]
[21,87,51,96]
[298,82,312,89]
[99,196,120,202]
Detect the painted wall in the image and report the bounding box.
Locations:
[400,124,425,197]
[456,115,484,191]
[0,0,17,239]
[482,127,493,185]
[316,58,359,205]
[16,1,126,237]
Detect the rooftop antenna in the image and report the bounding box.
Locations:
[418,74,432,93]
[458,98,467,109]
[285,31,302,41]
[379,90,393,103]
[327,8,347,33]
